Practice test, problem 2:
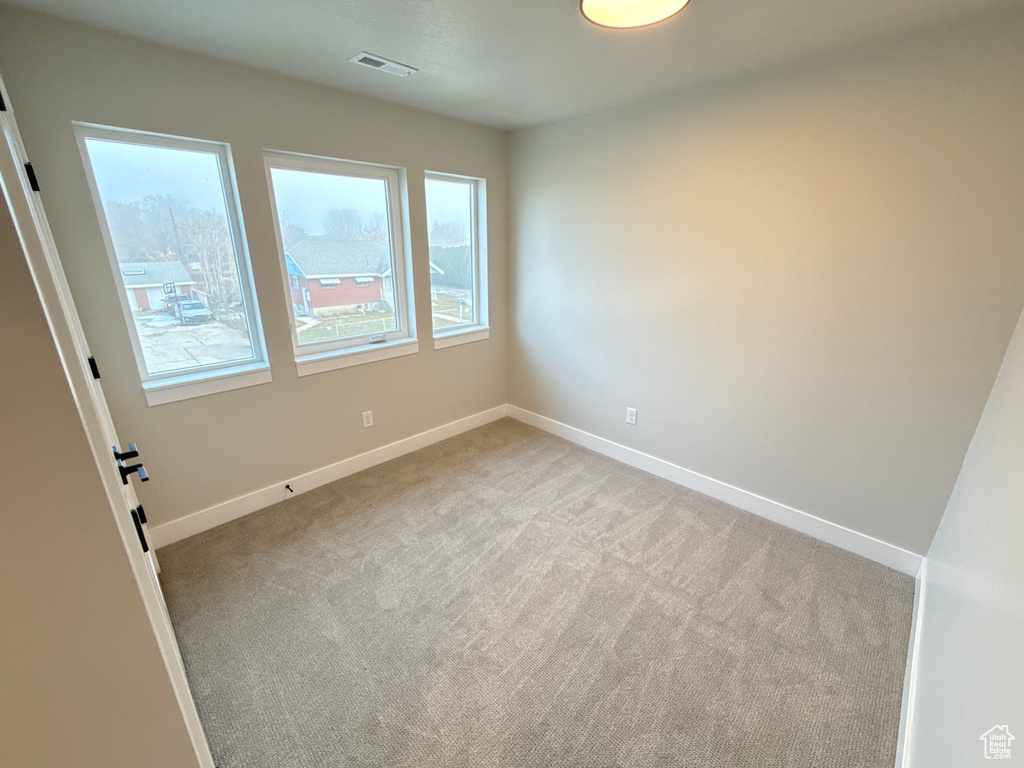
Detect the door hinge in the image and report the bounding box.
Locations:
[24,162,39,192]
[130,508,149,553]
[88,355,101,379]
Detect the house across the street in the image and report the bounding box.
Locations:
[119,261,195,312]
[285,236,442,316]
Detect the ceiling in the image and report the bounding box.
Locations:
[6,0,1019,129]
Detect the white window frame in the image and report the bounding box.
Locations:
[74,123,271,406]
[425,172,489,350]
[264,150,417,376]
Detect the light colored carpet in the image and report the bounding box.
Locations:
[159,418,914,768]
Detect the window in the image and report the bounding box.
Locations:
[425,172,488,348]
[75,124,269,405]
[264,151,416,375]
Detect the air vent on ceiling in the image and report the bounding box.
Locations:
[349,52,417,77]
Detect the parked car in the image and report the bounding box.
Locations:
[177,300,214,325]
[163,294,191,315]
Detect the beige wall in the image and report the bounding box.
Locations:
[3,2,1023,556]
[907,304,1024,764]
[0,5,508,528]
[509,7,1024,554]
[4,5,1022,764]
[0,189,199,766]
[905,301,1024,765]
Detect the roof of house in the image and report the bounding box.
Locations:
[286,237,444,279]
[118,261,195,287]
[286,237,391,277]
[381,262,443,278]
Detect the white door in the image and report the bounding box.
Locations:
[0,73,215,768]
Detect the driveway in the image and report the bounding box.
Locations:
[135,314,253,374]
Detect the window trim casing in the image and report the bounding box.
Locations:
[424,171,489,349]
[263,150,417,375]
[74,123,270,405]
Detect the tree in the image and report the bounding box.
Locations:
[429,219,467,248]
[104,195,191,262]
[179,209,240,317]
[323,208,363,239]
[279,211,308,249]
[359,212,387,242]
[100,193,245,322]
[429,245,473,290]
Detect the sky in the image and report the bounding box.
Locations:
[425,177,473,243]
[269,167,388,233]
[272,169,472,239]
[84,138,229,214]
[84,136,473,240]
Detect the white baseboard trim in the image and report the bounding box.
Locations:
[151,401,923,577]
[149,404,509,549]
[507,405,923,576]
[894,558,927,767]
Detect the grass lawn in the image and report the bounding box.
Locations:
[432,292,472,328]
[297,310,396,344]
[294,292,474,343]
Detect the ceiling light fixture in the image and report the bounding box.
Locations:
[580,0,690,29]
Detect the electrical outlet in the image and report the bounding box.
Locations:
[626,407,637,425]
[362,410,374,428]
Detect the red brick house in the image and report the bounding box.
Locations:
[285,237,441,316]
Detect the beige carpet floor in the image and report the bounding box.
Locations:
[159,418,914,768]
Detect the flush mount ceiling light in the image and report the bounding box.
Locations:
[580,0,690,29]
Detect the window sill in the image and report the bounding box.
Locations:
[295,337,419,377]
[433,326,489,350]
[143,362,272,406]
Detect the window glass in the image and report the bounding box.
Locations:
[79,130,261,379]
[425,175,480,331]
[266,159,408,352]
